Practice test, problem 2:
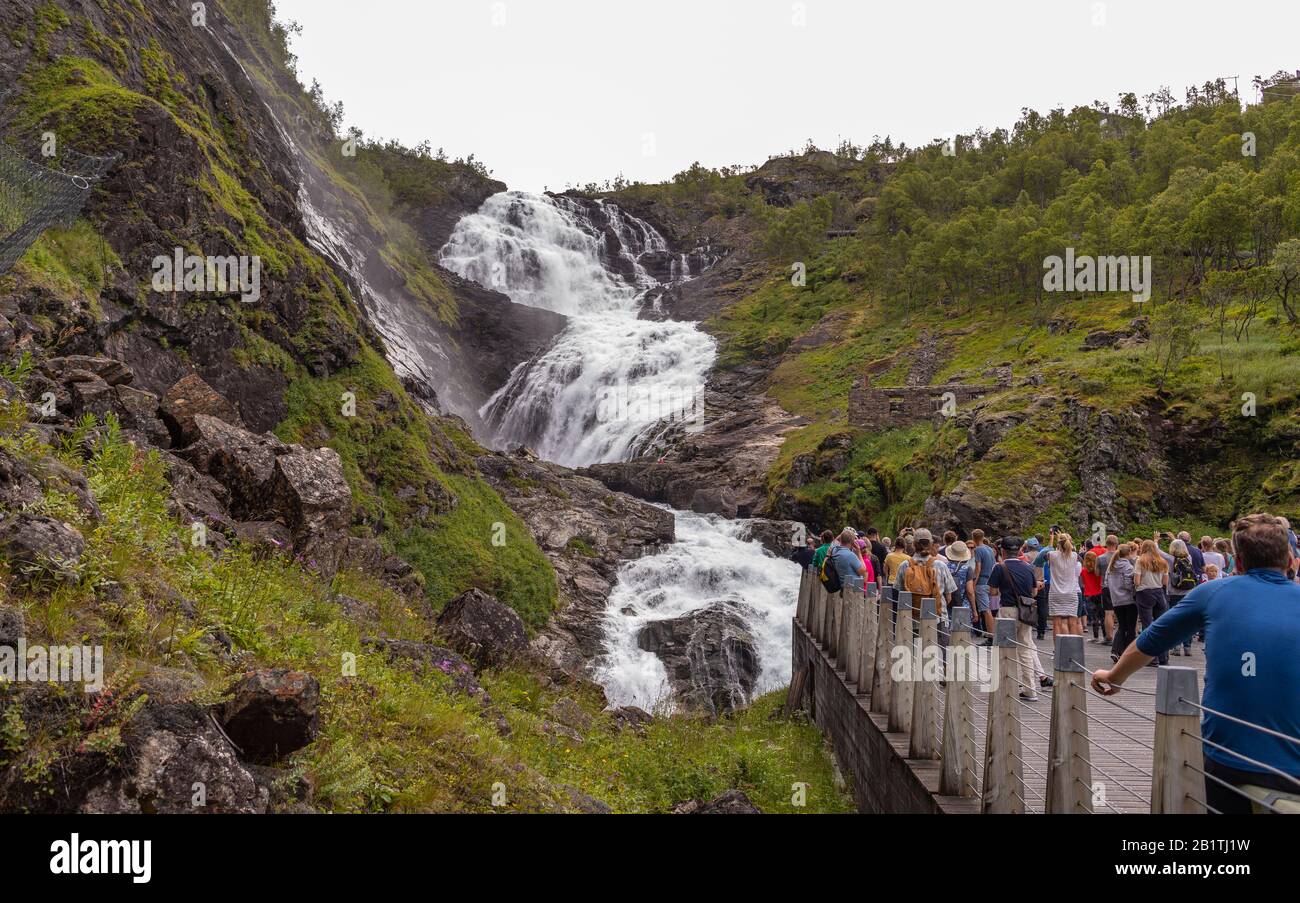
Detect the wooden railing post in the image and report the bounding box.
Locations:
[812,580,826,645]
[1046,634,1092,813]
[857,582,878,697]
[940,607,978,797]
[827,589,842,661]
[837,585,855,673]
[1151,666,1205,814]
[796,568,811,628]
[842,585,862,687]
[888,593,915,734]
[982,618,1025,813]
[870,589,896,714]
[910,597,940,760]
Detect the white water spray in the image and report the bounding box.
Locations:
[596,511,800,712]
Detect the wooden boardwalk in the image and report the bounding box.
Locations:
[945,629,1209,814]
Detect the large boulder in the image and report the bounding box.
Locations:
[436,588,528,669]
[180,414,283,515]
[268,447,351,538]
[80,701,269,814]
[672,789,762,814]
[41,356,134,387]
[160,373,241,446]
[113,385,171,448]
[0,514,85,583]
[738,518,803,558]
[636,602,760,717]
[218,669,320,765]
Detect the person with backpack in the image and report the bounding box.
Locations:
[1167,539,1197,657]
[811,530,835,572]
[821,528,867,593]
[944,540,975,611]
[893,531,956,615]
[987,536,1050,699]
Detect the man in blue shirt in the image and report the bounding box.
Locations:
[1094,514,1300,813]
[828,529,867,591]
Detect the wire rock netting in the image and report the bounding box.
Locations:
[0,85,120,276]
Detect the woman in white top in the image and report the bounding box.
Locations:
[1046,534,1083,636]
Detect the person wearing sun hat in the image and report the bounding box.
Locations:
[943,539,976,628]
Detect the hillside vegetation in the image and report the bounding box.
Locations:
[0,0,849,813]
[602,75,1300,538]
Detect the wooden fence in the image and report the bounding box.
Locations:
[791,568,1209,813]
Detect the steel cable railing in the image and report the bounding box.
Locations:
[792,573,1299,815]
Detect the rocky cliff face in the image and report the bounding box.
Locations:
[0,0,705,763]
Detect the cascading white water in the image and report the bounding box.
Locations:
[440,192,716,467]
[597,511,800,712]
[441,191,797,712]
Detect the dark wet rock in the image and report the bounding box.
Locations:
[41,356,134,387]
[0,514,85,583]
[436,588,528,669]
[672,789,762,814]
[161,374,241,446]
[967,407,1028,461]
[218,669,321,765]
[113,384,170,448]
[332,592,377,622]
[738,518,803,558]
[341,536,384,571]
[540,719,583,746]
[562,786,612,814]
[268,447,351,539]
[69,377,116,420]
[179,414,282,514]
[160,450,235,536]
[636,601,760,717]
[0,604,24,648]
[581,361,805,521]
[478,450,673,679]
[32,456,101,522]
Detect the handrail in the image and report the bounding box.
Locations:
[790,569,1296,815]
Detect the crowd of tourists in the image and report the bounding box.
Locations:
[790,514,1300,814]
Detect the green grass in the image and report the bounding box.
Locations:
[13,220,120,310]
[0,413,848,813]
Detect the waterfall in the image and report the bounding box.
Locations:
[597,511,800,713]
[439,192,715,467]
[442,192,796,713]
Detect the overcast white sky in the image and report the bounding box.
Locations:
[271,0,1300,192]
